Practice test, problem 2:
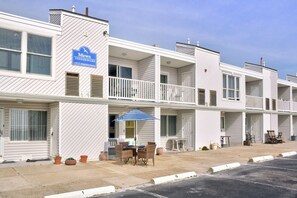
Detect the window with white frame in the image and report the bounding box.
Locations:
[0,28,21,71]
[223,74,240,101]
[27,34,52,75]
[10,109,47,141]
[160,115,176,137]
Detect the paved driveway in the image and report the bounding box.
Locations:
[102,155,297,198]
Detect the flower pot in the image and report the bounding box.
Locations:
[156,147,164,155]
[54,156,62,165]
[99,151,108,161]
[65,159,76,165]
[80,155,88,163]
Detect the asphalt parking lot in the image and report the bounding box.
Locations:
[101,155,297,198]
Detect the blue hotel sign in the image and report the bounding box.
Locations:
[72,47,97,68]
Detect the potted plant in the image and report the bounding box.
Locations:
[99,151,108,161]
[65,157,77,165]
[156,147,164,155]
[80,155,88,163]
[54,155,62,165]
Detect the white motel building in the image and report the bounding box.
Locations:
[0,8,297,162]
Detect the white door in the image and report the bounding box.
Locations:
[0,109,4,161]
[182,113,194,151]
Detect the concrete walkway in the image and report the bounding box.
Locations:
[1,142,297,197]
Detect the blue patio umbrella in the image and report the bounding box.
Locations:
[114,109,158,146]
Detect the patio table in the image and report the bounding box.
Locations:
[168,138,186,151]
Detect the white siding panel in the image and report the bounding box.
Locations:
[161,66,178,84]
[225,112,242,146]
[196,110,220,149]
[278,115,290,141]
[138,56,155,82]
[175,45,195,56]
[137,108,155,145]
[60,102,108,160]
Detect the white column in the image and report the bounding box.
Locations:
[154,107,161,146]
[155,55,160,102]
[241,112,246,143]
[194,109,199,150]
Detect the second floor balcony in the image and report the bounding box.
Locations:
[108,77,195,104]
[278,100,290,111]
[246,95,263,109]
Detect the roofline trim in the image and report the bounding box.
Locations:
[176,42,220,54]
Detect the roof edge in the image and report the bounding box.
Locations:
[49,9,109,23]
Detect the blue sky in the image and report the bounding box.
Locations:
[1,0,297,79]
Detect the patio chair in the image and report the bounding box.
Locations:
[266,130,278,144]
[115,144,133,164]
[246,132,256,143]
[137,143,156,166]
[277,132,284,143]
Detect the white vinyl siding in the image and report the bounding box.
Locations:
[223,74,240,101]
[0,28,21,71]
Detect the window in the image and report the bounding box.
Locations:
[27,34,52,75]
[160,115,176,137]
[91,75,103,98]
[0,28,21,71]
[223,74,240,101]
[66,72,79,96]
[160,74,168,84]
[272,99,276,110]
[266,98,270,110]
[198,89,205,105]
[210,90,217,106]
[125,121,135,138]
[10,109,47,141]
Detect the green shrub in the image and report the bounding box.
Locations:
[201,146,209,151]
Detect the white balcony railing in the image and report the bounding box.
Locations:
[109,77,155,101]
[292,101,297,112]
[160,83,195,104]
[246,95,263,109]
[278,100,290,111]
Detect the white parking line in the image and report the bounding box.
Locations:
[135,189,168,198]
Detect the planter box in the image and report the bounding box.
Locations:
[65,159,77,165]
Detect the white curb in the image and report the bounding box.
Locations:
[209,162,241,173]
[248,155,274,163]
[152,171,197,185]
[44,186,115,198]
[279,151,297,157]
[176,171,197,180]
[152,175,177,185]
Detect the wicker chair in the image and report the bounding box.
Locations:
[115,144,133,164]
[267,130,278,144]
[138,143,156,166]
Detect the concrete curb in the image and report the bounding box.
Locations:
[209,162,240,173]
[44,185,115,198]
[152,171,197,185]
[278,151,297,157]
[248,155,274,163]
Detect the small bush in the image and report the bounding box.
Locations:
[201,146,209,151]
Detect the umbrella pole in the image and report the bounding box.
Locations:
[134,120,137,147]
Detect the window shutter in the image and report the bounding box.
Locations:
[91,75,103,98]
[66,73,79,96]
